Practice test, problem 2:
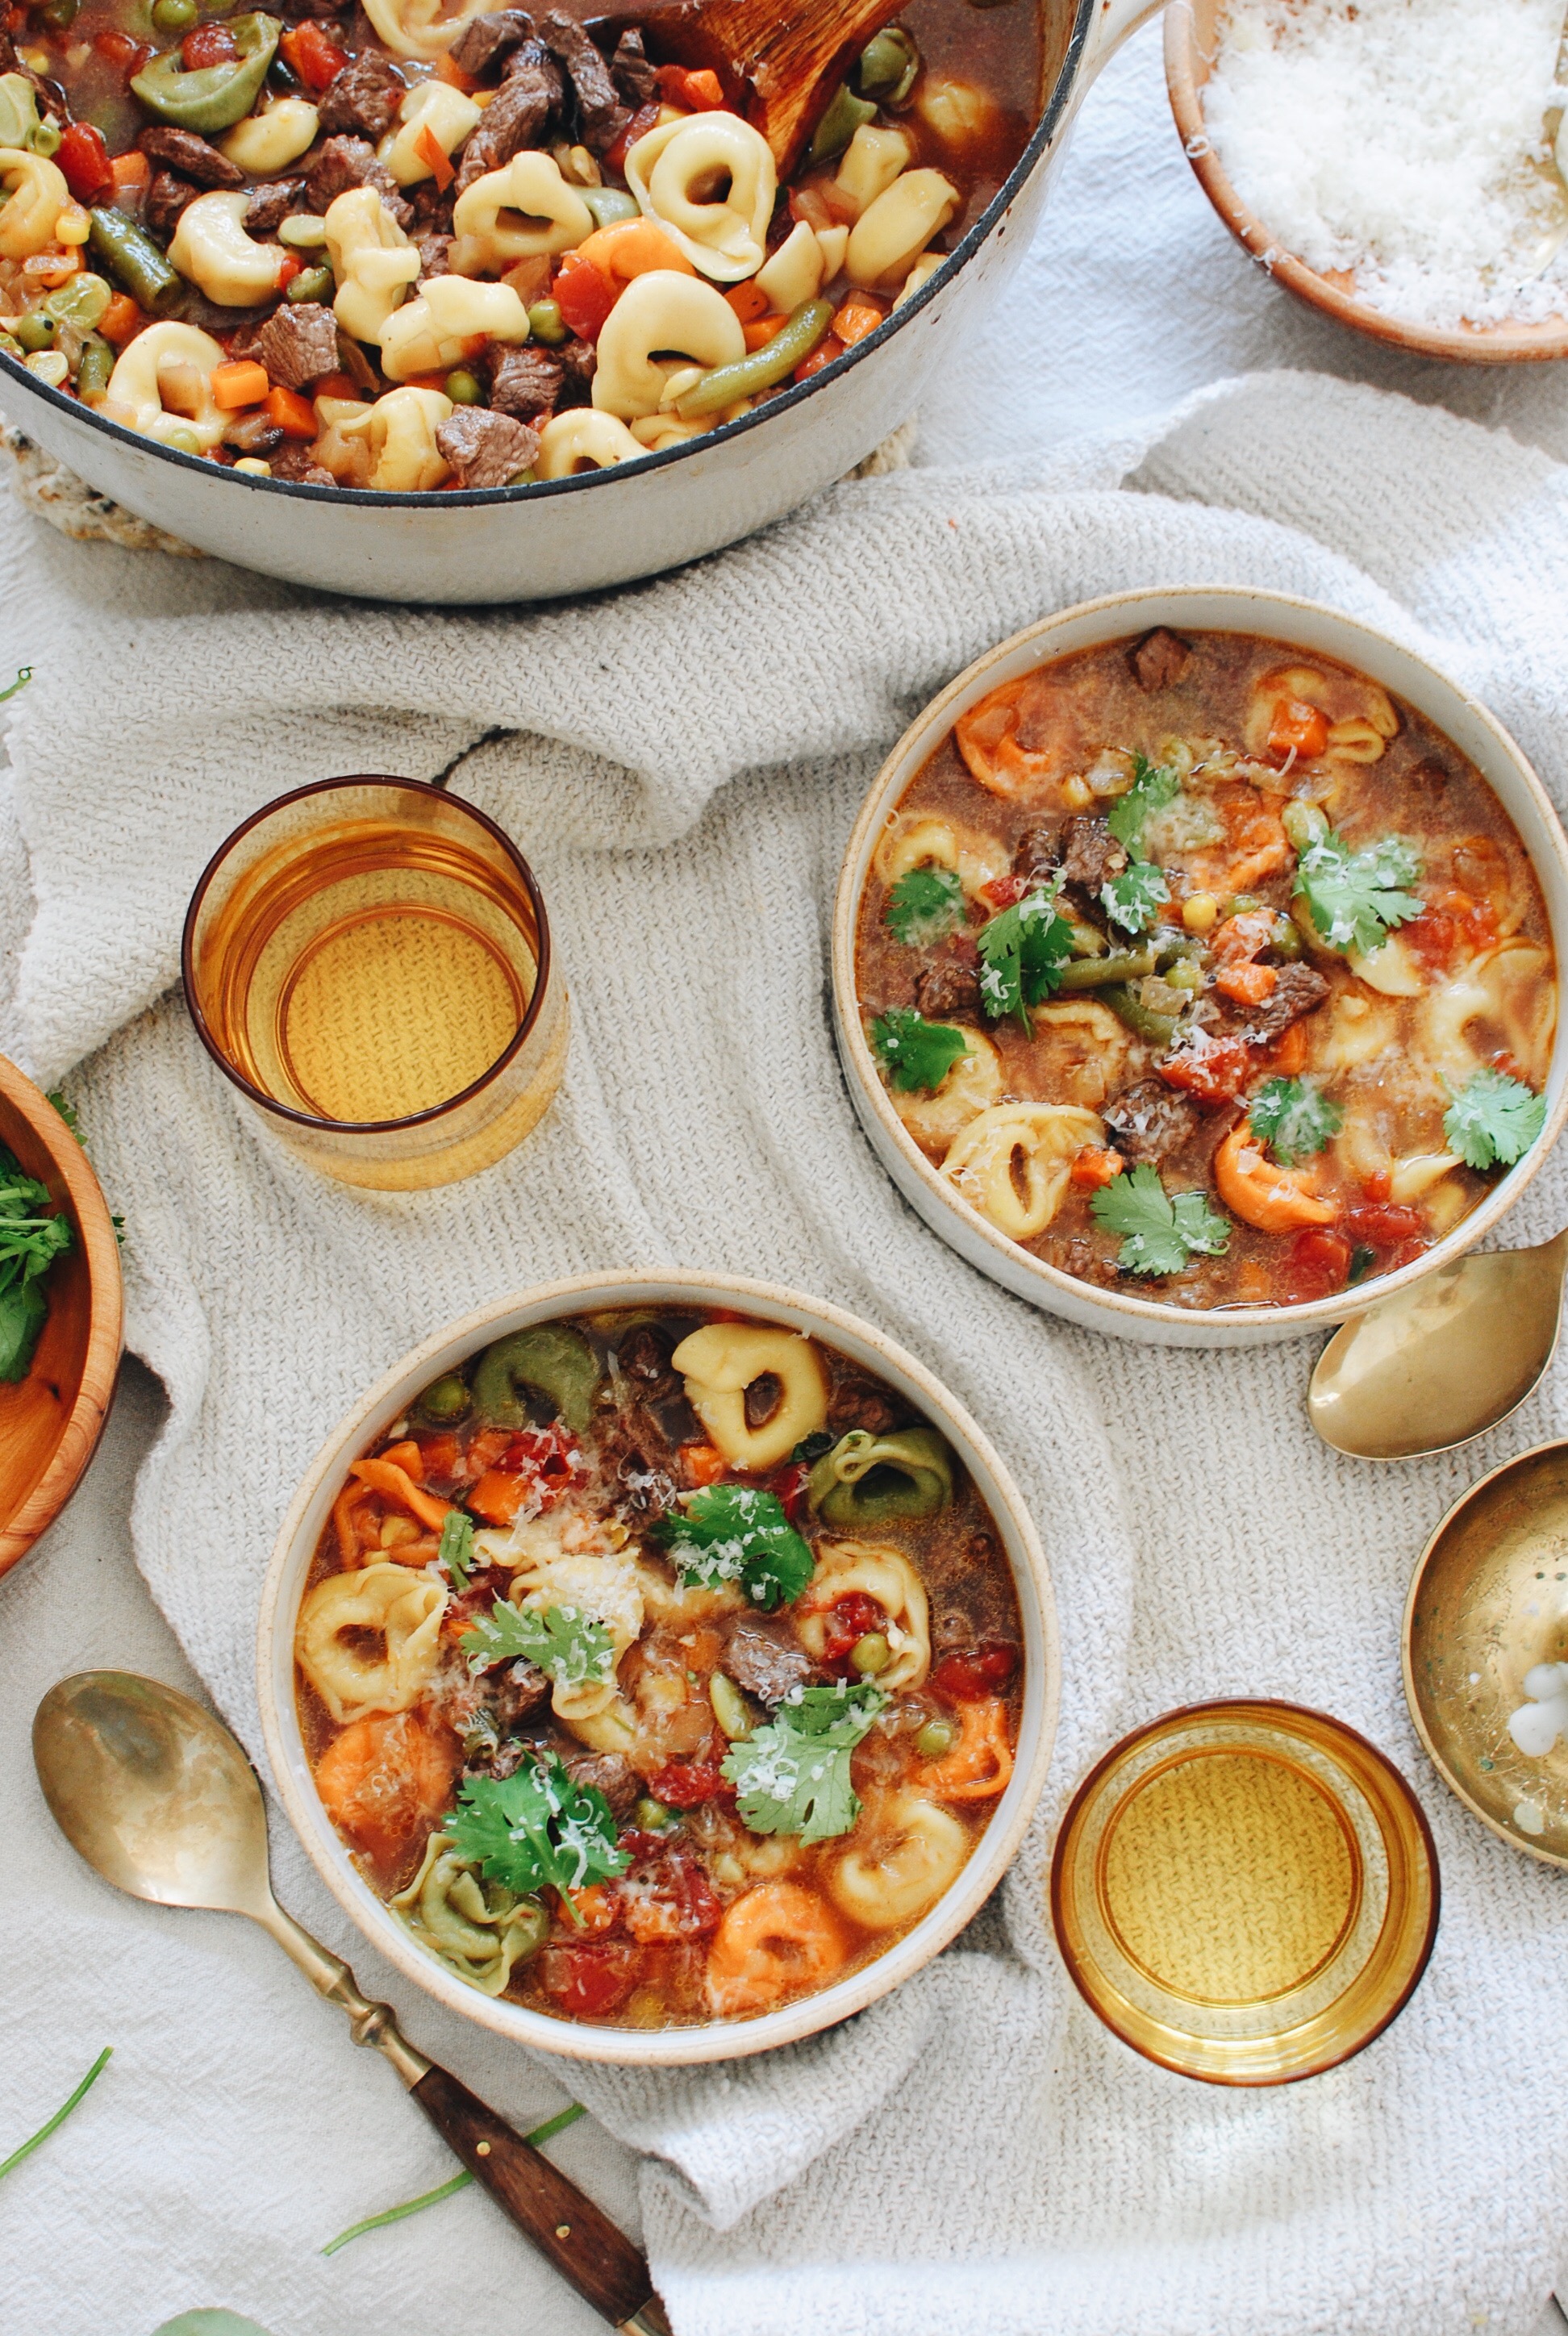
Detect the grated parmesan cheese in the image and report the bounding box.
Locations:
[1200,0,1568,330]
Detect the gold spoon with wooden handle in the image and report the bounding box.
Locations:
[31,1670,669,2336]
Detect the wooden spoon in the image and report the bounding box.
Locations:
[586,0,910,170]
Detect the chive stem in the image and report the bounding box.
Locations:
[0,667,31,703]
[0,2047,112,2184]
[320,2102,586,2256]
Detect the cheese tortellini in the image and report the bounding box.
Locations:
[452,149,594,269]
[891,1029,1002,1146]
[340,385,452,491]
[0,144,67,259]
[104,321,228,450]
[592,270,746,420]
[391,1833,547,1995]
[536,409,644,476]
[940,1103,1103,1241]
[1420,941,1555,1090]
[795,1539,931,1691]
[379,274,530,380]
[625,111,777,282]
[169,190,284,307]
[297,1560,446,1725]
[360,0,491,59]
[872,811,1007,902]
[379,80,480,187]
[324,183,419,344]
[827,1792,968,1929]
[673,1322,829,1471]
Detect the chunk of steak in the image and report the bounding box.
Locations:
[138,125,245,187]
[1059,816,1127,894]
[555,332,596,396]
[1103,1078,1199,1166]
[255,299,340,390]
[450,6,534,77]
[540,10,624,149]
[318,48,405,140]
[494,1655,551,1725]
[1128,627,1191,692]
[609,24,657,103]
[913,956,982,1022]
[564,1750,640,1821]
[828,1377,904,1437]
[306,136,411,224]
[245,177,308,235]
[144,170,198,242]
[415,229,453,277]
[267,441,336,485]
[436,405,539,488]
[1011,820,1060,886]
[725,1616,812,1705]
[488,343,558,420]
[1232,962,1331,1045]
[407,177,455,232]
[453,46,563,188]
[615,1323,677,1395]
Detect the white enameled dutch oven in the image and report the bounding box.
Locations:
[256,1269,1058,2065]
[832,586,1568,1350]
[0,0,1162,603]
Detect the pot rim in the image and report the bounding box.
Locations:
[256,1266,1060,2064]
[0,0,1099,511]
[831,583,1568,1341]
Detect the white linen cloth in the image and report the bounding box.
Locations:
[7,24,1568,2336]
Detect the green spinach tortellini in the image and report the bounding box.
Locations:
[808,1425,955,1526]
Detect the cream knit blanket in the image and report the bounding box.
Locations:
[4,369,1568,2336]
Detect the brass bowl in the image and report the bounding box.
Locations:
[1050,1700,1439,2084]
[1403,1440,1568,1866]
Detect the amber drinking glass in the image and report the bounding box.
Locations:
[182,777,567,1191]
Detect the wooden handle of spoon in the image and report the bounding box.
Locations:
[411,2063,669,2334]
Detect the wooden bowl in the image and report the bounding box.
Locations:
[257,1270,1059,2066]
[0,1056,123,1580]
[1166,0,1568,364]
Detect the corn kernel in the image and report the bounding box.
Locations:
[56,203,91,246]
[233,457,272,476]
[1182,891,1218,933]
[1061,775,1092,811]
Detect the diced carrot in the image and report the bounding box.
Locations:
[574,216,693,286]
[415,120,456,192]
[742,315,786,351]
[794,332,844,382]
[656,62,724,111]
[557,1883,619,1933]
[1270,1020,1309,1075]
[265,383,319,440]
[725,279,770,323]
[832,296,885,348]
[1267,697,1329,761]
[433,48,477,89]
[1070,1146,1124,1190]
[110,151,149,193]
[98,292,141,347]
[468,1467,526,1525]
[1214,962,1278,1007]
[211,359,269,410]
[348,1455,452,1530]
[681,1442,728,1487]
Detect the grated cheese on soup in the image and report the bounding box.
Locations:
[1200,0,1568,330]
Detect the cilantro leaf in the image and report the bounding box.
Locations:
[1106,755,1180,850]
[1090,1162,1230,1277]
[1249,1076,1344,1166]
[976,886,1074,1032]
[1100,858,1170,935]
[461,1597,616,1692]
[1293,829,1422,954]
[0,1147,72,1384]
[885,866,965,947]
[1442,1067,1547,1170]
[721,1680,886,1845]
[869,1007,970,1095]
[653,1483,814,1612]
[448,1754,628,1911]
[437,1508,474,1589]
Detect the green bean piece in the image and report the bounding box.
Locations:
[470,1324,600,1433]
[675,297,834,419]
[1281,801,1328,854]
[444,365,482,404]
[131,11,281,132]
[12,311,54,352]
[633,1796,674,1831]
[76,333,115,399]
[809,80,877,164]
[527,298,566,345]
[709,1673,752,1740]
[1057,948,1157,991]
[857,24,920,103]
[579,185,639,231]
[915,1719,954,1758]
[809,1425,955,1526]
[286,261,333,303]
[88,206,182,314]
[850,1633,890,1675]
[1099,983,1177,1045]
[416,1371,470,1425]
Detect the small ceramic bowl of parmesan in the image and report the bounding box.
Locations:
[1168,0,1568,361]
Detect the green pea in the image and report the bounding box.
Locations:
[163,424,202,454]
[416,1372,470,1424]
[40,0,79,27]
[1164,958,1203,993]
[12,311,54,352]
[915,1719,954,1758]
[527,298,566,346]
[285,262,334,303]
[444,366,482,405]
[633,1796,674,1832]
[152,0,198,27]
[1282,801,1328,854]
[709,1673,751,1740]
[850,1632,890,1675]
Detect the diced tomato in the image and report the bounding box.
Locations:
[1070,1145,1124,1190]
[500,1424,582,1490]
[553,252,615,342]
[980,873,1028,910]
[1157,1030,1254,1103]
[1361,1167,1392,1203]
[794,333,844,383]
[619,1841,724,1942]
[933,1645,1020,1702]
[94,27,147,69]
[182,20,238,67]
[56,122,114,206]
[1282,1226,1353,1302]
[413,1429,463,1483]
[649,1759,732,1808]
[537,1940,644,2019]
[655,62,726,111]
[1399,907,1457,974]
[463,1425,514,1476]
[279,19,348,90]
[769,1459,810,1524]
[274,252,304,292]
[1210,909,1277,966]
[822,1591,884,1667]
[1342,1202,1426,1247]
[1267,697,1329,761]
[604,100,661,176]
[680,1441,728,1488]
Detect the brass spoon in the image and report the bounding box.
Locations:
[31,1671,668,2336]
[1307,1229,1568,1461]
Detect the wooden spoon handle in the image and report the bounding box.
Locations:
[411,2063,669,2334]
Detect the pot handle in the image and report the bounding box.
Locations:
[1082,0,1170,79]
